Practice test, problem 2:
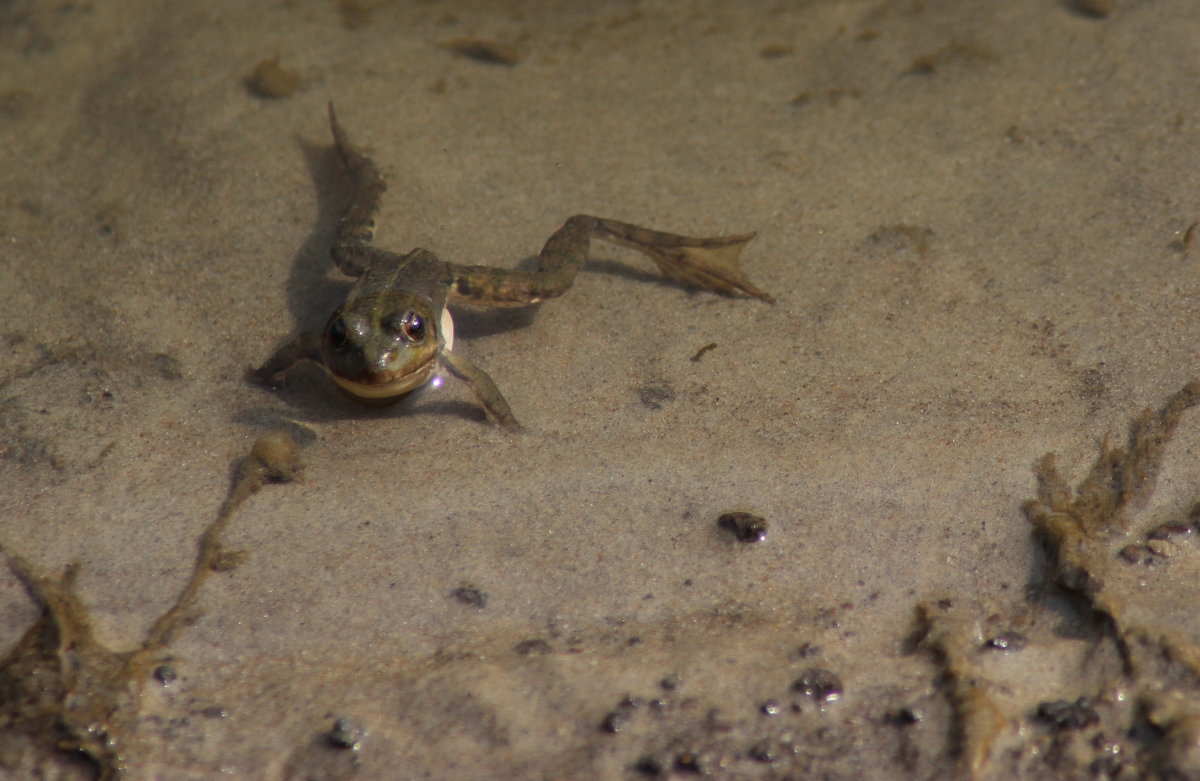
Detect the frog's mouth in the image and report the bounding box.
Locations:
[329,356,437,403]
[325,309,454,405]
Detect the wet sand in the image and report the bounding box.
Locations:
[3,1,1200,777]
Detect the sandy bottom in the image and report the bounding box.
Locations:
[3,1,1200,778]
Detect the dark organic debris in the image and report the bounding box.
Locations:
[1036,698,1100,731]
[450,585,488,608]
[637,383,676,410]
[759,42,794,58]
[440,38,521,65]
[1064,0,1117,18]
[512,638,552,656]
[690,342,718,362]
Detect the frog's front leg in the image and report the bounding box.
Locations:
[448,214,774,306]
[249,331,322,388]
[438,349,519,431]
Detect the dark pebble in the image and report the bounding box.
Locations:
[793,667,843,702]
[885,706,922,726]
[760,699,782,716]
[1149,523,1193,541]
[328,716,364,749]
[600,710,628,734]
[634,755,665,776]
[717,512,769,543]
[660,673,682,691]
[748,738,775,763]
[1036,697,1099,731]
[674,751,703,773]
[1118,545,1161,566]
[153,665,177,685]
[796,642,821,658]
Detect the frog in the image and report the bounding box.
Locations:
[252,104,773,430]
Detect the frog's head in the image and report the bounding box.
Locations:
[320,292,442,404]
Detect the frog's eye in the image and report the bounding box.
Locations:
[327,317,348,350]
[383,311,426,344]
[403,313,426,344]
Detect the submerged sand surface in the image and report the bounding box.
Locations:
[3,1,1200,778]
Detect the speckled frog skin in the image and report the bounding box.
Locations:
[253,105,773,429]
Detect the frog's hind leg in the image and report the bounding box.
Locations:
[448,214,774,306]
[327,102,387,278]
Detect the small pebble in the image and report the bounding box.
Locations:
[600,711,628,734]
[1118,544,1162,566]
[795,642,821,658]
[1149,523,1193,541]
[245,57,302,99]
[718,512,769,543]
[984,631,1028,652]
[748,738,776,762]
[328,716,364,749]
[793,667,843,703]
[153,665,177,685]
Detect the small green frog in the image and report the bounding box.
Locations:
[253,105,773,429]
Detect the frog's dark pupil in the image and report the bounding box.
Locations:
[328,318,347,349]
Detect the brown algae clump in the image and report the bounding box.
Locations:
[0,430,304,777]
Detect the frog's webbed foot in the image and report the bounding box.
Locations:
[248,331,322,389]
[592,218,774,303]
[438,350,520,431]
